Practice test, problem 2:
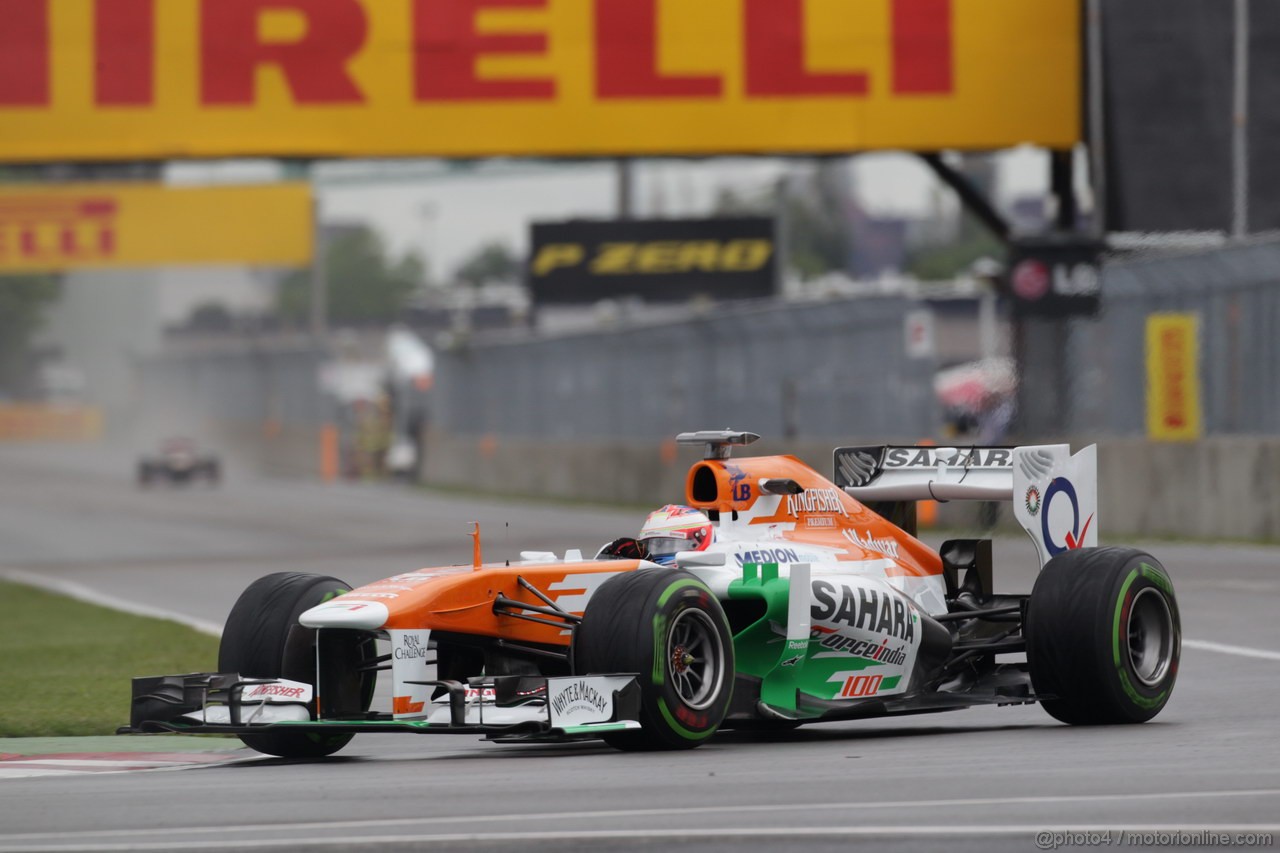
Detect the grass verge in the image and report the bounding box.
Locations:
[0,579,220,738]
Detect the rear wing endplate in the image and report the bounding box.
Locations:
[834,444,1098,568]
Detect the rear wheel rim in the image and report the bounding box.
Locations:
[1127,587,1174,686]
[666,608,725,711]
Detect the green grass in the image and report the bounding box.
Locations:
[0,579,221,738]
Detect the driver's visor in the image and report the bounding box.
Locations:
[641,536,699,558]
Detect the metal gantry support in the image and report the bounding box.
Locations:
[616,158,635,220]
[917,152,1012,247]
[1233,0,1251,239]
[309,193,328,343]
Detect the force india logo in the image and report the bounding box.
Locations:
[1025,485,1041,516]
[786,489,849,518]
[811,627,908,667]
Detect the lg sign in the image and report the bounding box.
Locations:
[2,0,951,107]
[1008,239,1104,318]
[1011,260,1050,302]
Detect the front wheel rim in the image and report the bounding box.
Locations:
[1127,587,1174,687]
[666,608,725,711]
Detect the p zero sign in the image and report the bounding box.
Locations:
[529,217,776,304]
[0,0,1080,162]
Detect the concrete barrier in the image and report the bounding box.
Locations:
[207,420,323,480]
[419,432,913,508]
[421,431,1280,542]
[1095,436,1280,541]
[205,422,1280,540]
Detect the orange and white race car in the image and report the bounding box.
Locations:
[123,431,1181,755]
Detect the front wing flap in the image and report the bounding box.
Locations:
[119,672,642,743]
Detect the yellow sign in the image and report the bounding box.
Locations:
[0,0,1080,162]
[533,239,773,276]
[0,405,103,442]
[1146,313,1202,442]
[0,183,312,273]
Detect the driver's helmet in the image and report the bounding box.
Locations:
[638,505,714,566]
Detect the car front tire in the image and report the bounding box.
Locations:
[573,570,734,750]
[218,572,375,757]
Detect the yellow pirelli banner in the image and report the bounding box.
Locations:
[0,0,1080,161]
[1145,313,1203,442]
[0,182,313,273]
[0,405,103,442]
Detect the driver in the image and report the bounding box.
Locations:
[596,504,715,565]
[637,504,714,565]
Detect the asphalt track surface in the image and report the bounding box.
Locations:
[1,444,1278,853]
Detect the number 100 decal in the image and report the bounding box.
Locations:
[840,674,883,698]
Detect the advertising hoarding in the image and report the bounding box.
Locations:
[0,182,313,273]
[1145,312,1202,442]
[0,0,1080,161]
[529,217,776,304]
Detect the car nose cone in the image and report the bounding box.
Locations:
[299,600,389,630]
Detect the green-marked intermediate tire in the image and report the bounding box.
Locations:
[1026,547,1180,725]
[573,570,733,750]
[218,572,375,758]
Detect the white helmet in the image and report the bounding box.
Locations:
[638,505,714,566]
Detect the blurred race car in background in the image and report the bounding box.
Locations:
[123,430,1180,756]
[137,438,220,487]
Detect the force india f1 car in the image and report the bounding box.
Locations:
[123,431,1180,755]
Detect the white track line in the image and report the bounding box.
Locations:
[1184,639,1280,662]
[0,755,257,781]
[3,788,1278,843]
[0,768,147,781]
[0,769,68,780]
[1,759,173,768]
[0,569,222,636]
[2,825,1278,852]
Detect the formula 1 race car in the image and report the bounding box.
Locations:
[123,431,1180,756]
[137,438,220,487]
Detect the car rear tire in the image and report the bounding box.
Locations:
[218,572,375,758]
[1026,547,1180,725]
[573,570,733,750]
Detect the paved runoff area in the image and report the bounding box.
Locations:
[0,443,1278,852]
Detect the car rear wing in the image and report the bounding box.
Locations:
[834,444,1098,568]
